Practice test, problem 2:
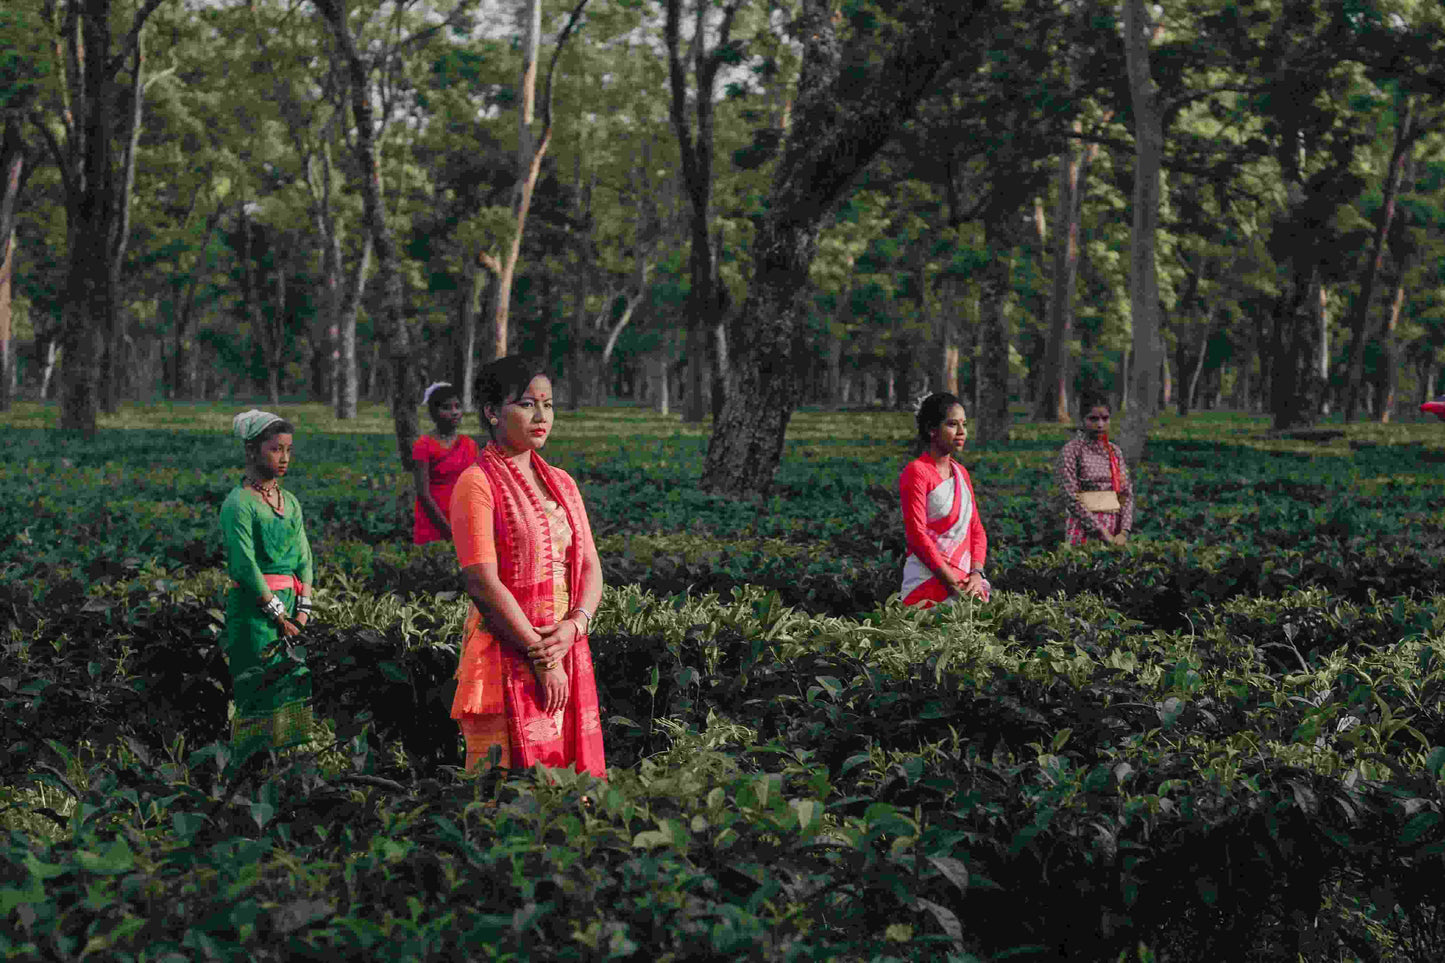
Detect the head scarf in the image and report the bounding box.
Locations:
[423,382,454,407]
[233,409,284,443]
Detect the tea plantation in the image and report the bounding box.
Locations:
[3,402,1445,961]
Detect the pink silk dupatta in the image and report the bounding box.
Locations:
[452,444,605,777]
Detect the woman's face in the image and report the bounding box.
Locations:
[1083,405,1111,435]
[249,433,293,481]
[432,397,463,432]
[487,375,554,455]
[930,404,968,455]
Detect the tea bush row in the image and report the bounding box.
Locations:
[5,570,1445,959]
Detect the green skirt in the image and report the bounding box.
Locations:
[223,586,313,752]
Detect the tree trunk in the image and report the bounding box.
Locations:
[1037,114,1104,423]
[98,35,148,416]
[699,0,992,495]
[1268,267,1326,430]
[313,147,343,408]
[484,0,587,364]
[1180,302,1218,417]
[1342,95,1415,423]
[974,216,1014,444]
[666,0,737,424]
[1118,0,1164,467]
[316,0,418,465]
[1375,267,1406,423]
[710,310,728,420]
[937,275,963,396]
[0,233,12,412]
[0,117,25,414]
[171,269,201,399]
[566,152,593,412]
[336,233,372,419]
[457,257,490,411]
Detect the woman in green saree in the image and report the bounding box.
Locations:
[219,410,315,752]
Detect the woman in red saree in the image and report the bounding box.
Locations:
[899,392,990,608]
[1055,396,1134,546]
[449,357,606,776]
[411,382,479,545]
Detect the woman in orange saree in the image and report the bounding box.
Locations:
[448,357,606,777]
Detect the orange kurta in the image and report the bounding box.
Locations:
[449,446,605,777]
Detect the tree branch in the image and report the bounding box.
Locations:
[107,0,171,77]
[539,0,590,136]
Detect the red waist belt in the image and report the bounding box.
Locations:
[234,574,310,595]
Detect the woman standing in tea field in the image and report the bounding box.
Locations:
[448,357,606,776]
[899,392,991,607]
[410,381,478,545]
[219,410,316,752]
[1055,396,1134,546]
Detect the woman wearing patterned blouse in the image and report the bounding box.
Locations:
[1055,396,1134,546]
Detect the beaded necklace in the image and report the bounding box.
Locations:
[246,474,285,515]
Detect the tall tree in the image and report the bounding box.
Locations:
[699,0,991,496]
[1117,0,1163,466]
[1341,90,1423,422]
[664,0,747,422]
[33,0,171,435]
[313,0,475,464]
[481,0,589,363]
[0,118,30,412]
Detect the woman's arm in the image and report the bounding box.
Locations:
[459,562,544,657]
[962,468,987,568]
[411,440,452,539]
[294,500,314,626]
[1116,444,1135,536]
[900,462,965,595]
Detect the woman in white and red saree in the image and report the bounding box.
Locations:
[449,357,606,777]
[899,392,991,608]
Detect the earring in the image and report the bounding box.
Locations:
[489,418,498,425]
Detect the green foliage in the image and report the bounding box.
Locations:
[4,406,1445,959]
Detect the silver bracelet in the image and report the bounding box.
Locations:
[262,595,286,621]
[569,606,593,630]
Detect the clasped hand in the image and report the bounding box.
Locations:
[529,617,581,665]
[955,573,987,600]
[527,618,582,714]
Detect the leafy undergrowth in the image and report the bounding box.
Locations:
[3,406,1445,960]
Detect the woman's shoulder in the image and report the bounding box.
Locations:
[412,434,440,458]
[899,455,940,486]
[545,462,583,494]
[220,485,251,516]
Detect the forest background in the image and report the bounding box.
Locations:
[3,0,1445,495]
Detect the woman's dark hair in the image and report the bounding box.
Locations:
[426,383,463,422]
[245,419,294,452]
[475,356,549,431]
[1078,394,1112,417]
[915,392,963,450]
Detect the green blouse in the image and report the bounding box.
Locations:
[220,485,313,598]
